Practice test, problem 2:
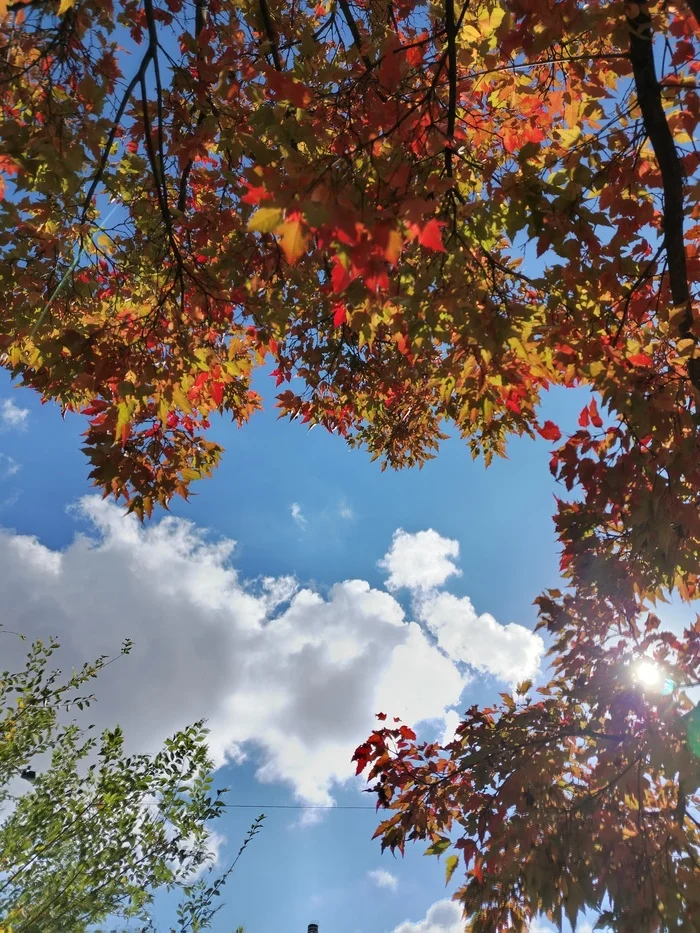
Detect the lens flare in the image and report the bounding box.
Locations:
[634,659,661,687]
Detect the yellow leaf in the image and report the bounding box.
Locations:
[57,0,76,13]
[445,854,459,886]
[565,95,581,129]
[0,0,7,19]
[172,383,192,413]
[384,229,403,265]
[247,207,283,234]
[277,218,308,264]
[115,401,132,444]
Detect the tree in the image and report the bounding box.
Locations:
[1,0,699,927]
[0,632,263,931]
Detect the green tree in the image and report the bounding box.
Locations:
[0,632,263,932]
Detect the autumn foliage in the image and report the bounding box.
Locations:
[1,0,700,928]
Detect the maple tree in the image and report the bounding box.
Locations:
[1,0,700,928]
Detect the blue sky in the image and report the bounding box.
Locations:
[0,368,596,933]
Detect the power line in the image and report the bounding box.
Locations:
[227,803,376,810]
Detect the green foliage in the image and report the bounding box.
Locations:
[0,630,263,932]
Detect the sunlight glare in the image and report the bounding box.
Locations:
[634,659,662,687]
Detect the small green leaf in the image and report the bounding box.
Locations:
[444,853,459,885]
[247,207,283,233]
[424,837,451,857]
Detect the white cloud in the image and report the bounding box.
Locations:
[0,454,20,478]
[392,899,465,933]
[339,502,354,520]
[0,499,468,807]
[529,919,593,933]
[0,398,29,430]
[439,709,461,746]
[415,592,544,686]
[378,529,461,592]
[290,502,307,529]
[368,868,398,890]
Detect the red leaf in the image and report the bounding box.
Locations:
[399,725,416,741]
[333,304,347,327]
[241,184,269,205]
[418,218,446,252]
[331,258,353,293]
[352,742,372,775]
[537,420,562,442]
[376,712,387,720]
[578,406,590,427]
[629,352,653,367]
[589,398,603,428]
[211,382,224,406]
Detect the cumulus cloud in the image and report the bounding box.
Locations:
[378,529,461,592]
[0,398,29,430]
[377,530,543,685]
[368,868,398,890]
[0,505,545,807]
[415,592,544,686]
[392,899,465,933]
[290,502,307,529]
[0,499,468,806]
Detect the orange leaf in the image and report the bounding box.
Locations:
[277,218,308,264]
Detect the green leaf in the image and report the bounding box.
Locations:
[247,207,283,233]
[444,853,459,885]
[424,837,451,857]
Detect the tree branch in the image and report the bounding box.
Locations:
[177,0,209,212]
[337,0,373,70]
[444,0,458,177]
[80,51,153,223]
[259,0,282,71]
[626,2,700,391]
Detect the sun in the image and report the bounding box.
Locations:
[634,659,662,687]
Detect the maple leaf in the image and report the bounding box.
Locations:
[418,218,446,252]
[589,398,603,428]
[331,257,353,293]
[628,352,654,367]
[247,207,283,233]
[211,382,224,406]
[276,218,308,264]
[537,421,562,442]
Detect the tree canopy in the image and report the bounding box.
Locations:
[1,0,700,929]
[0,632,262,932]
